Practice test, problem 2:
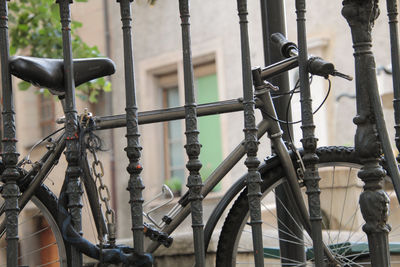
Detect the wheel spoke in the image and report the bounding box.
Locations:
[336,167,352,246]
[242,228,309,247]
[327,166,336,246]
[260,201,312,246]
[37,259,61,267]
[18,241,58,259]
[0,196,67,266]
[272,188,313,245]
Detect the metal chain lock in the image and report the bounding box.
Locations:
[89,140,116,247]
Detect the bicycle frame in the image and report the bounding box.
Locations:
[0,50,310,257]
[0,39,342,264]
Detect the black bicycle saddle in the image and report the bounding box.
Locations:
[9,56,116,96]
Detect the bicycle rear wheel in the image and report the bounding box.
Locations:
[216,146,400,266]
[0,184,69,267]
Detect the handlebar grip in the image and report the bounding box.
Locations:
[271,33,298,58]
[307,57,335,78]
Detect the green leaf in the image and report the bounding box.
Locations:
[18,81,31,91]
[97,77,105,87]
[17,23,29,32]
[9,46,17,56]
[71,21,83,29]
[89,90,99,103]
[8,3,19,12]
[103,81,112,92]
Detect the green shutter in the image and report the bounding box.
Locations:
[196,74,222,191]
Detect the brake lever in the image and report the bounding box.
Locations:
[307,56,353,81]
[332,70,353,81]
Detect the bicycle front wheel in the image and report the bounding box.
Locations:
[0,184,69,267]
[216,146,400,266]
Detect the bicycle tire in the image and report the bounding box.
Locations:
[216,146,400,266]
[0,184,71,267]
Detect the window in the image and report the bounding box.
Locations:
[38,94,55,137]
[159,61,222,191]
[163,86,185,182]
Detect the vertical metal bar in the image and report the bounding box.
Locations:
[117,0,145,254]
[236,1,264,266]
[103,0,118,221]
[178,1,205,266]
[260,0,292,138]
[342,1,391,266]
[261,0,305,266]
[260,1,305,265]
[294,0,324,265]
[56,1,83,266]
[386,0,400,192]
[260,1,291,125]
[0,1,20,266]
[388,0,400,163]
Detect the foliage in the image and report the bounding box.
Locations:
[8,0,111,103]
[165,177,182,196]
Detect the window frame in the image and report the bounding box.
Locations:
[156,60,220,185]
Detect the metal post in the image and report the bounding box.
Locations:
[386,0,400,159]
[57,1,83,266]
[342,1,391,266]
[0,1,20,266]
[260,1,305,265]
[294,0,324,265]
[237,0,264,266]
[117,0,145,254]
[178,1,205,266]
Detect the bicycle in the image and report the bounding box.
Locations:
[0,0,400,266]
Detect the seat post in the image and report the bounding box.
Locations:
[59,97,67,113]
[56,0,83,266]
[0,1,21,266]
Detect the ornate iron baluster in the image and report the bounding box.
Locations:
[117,0,145,253]
[342,1,391,265]
[385,0,400,220]
[57,1,83,266]
[237,0,264,266]
[178,1,205,266]
[387,0,400,161]
[0,1,20,266]
[295,0,324,265]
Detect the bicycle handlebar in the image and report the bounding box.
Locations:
[307,57,334,78]
[271,32,352,81]
[271,32,298,58]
